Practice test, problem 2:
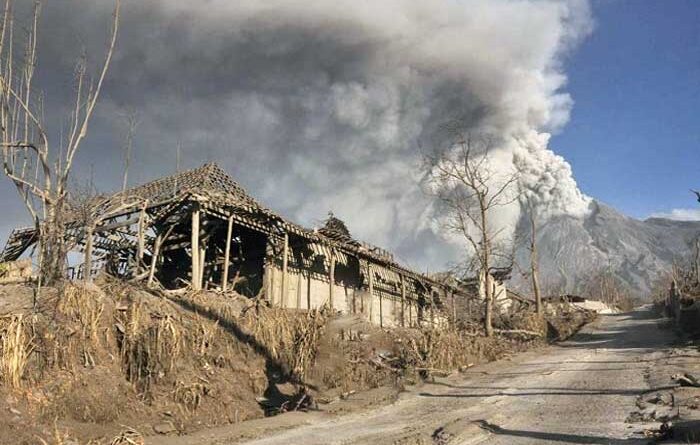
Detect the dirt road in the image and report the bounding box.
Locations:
[157,308,687,444]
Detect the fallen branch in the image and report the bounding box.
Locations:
[494,329,543,337]
[414,367,452,377]
[672,373,700,387]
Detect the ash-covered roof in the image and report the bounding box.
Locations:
[113,162,268,212]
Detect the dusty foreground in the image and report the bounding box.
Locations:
[154,307,699,445]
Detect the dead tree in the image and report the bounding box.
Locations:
[424,131,517,337]
[120,110,140,195]
[524,195,543,314]
[694,236,700,285]
[0,0,120,285]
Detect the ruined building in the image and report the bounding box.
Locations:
[1,163,472,328]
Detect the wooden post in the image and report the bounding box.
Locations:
[379,292,383,328]
[199,246,206,290]
[451,290,457,328]
[191,207,201,290]
[306,271,311,309]
[83,226,93,282]
[329,249,335,310]
[368,263,374,323]
[147,234,162,288]
[296,272,302,309]
[281,233,289,308]
[266,265,274,304]
[136,206,146,273]
[400,275,406,327]
[222,215,233,292]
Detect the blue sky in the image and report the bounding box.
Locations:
[551,0,700,220]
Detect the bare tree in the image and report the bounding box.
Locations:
[424,131,518,336]
[693,236,700,285]
[120,110,140,195]
[583,267,634,311]
[524,195,543,314]
[0,0,120,285]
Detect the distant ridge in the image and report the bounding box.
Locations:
[512,200,700,299]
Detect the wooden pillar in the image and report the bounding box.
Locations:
[266,265,274,304]
[329,249,335,310]
[306,271,312,309]
[400,275,406,328]
[199,245,206,290]
[222,215,233,292]
[368,263,374,323]
[296,272,302,309]
[379,292,383,328]
[191,207,201,291]
[136,206,146,273]
[83,226,93,282]
[147,233,162,288]
[281,233,289,308]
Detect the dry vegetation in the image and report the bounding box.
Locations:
[0,279,594,444]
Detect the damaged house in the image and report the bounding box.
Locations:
[1,163,472,328]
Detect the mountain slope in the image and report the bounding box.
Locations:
[514,200,700,299]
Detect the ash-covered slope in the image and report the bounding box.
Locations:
[514,200,700,298]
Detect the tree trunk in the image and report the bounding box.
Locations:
[533,261,542,314]
[484,270,494,337]
[83,225,94,283]
[530,211,542,314]
[695,238,700,285]
[40,201,68,285]
[481,203,494,337]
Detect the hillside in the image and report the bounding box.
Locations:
[513,200,700,299]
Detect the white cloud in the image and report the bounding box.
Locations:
[649,208,700,221]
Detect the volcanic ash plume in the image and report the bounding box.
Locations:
[35,0,594,269]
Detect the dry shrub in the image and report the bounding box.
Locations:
[57,285,106,368]
[117,299,183,394]
[195,318,218,357]
[243,306,328,379]
[505,311,546,334]
[0,314,35,388]
[173,380,209,413]
[400,328,474,372]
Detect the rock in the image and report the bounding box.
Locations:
[153,421,176,435]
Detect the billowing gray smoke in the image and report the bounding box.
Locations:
[2,0,594,271]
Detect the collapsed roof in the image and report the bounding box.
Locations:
[1,163,463,295]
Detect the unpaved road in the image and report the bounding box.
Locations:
[157,308,686,444]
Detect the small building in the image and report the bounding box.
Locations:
[1,163,472,328]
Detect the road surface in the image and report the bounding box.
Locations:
[158,308,686,444]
